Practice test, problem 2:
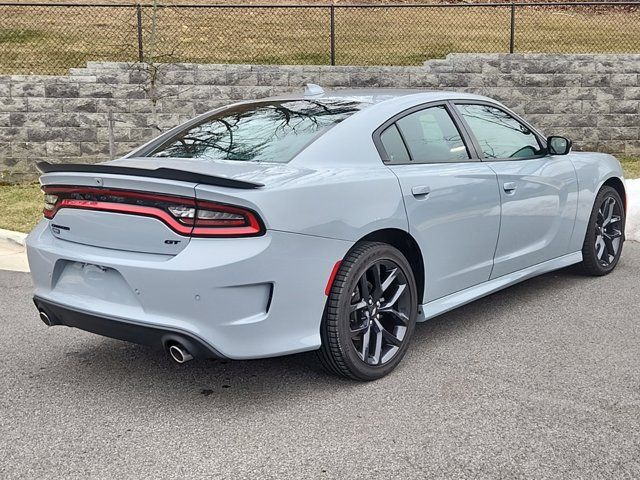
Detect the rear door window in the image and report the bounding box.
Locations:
[393,105,470,164]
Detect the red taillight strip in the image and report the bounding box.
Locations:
[48,199,194,235]
[42,186,264,238]
[192,215,261,236]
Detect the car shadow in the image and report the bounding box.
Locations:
[413,265,579,343]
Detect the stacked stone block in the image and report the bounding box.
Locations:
[0,54,638,181]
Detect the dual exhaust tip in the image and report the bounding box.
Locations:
[168,344,193,364]
[39,308,195,364]
[39,310,53,327]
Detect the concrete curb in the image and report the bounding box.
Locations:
[0,228,27,247]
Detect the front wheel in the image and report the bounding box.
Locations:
[579,185,625,276]
[317,242,418,381]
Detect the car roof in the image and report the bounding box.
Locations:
[265,88,496,106]
[284,88,509,168]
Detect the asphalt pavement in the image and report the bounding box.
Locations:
[1,244,639,479]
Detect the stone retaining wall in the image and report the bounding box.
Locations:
[1,53,638,181]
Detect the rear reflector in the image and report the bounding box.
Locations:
[325,260,343,296]
[42,186,264,237]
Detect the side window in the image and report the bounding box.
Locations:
[457,104,544,159]
[395,105,470,164]
[380,124,411,164]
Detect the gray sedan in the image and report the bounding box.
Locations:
[27,87,626,380]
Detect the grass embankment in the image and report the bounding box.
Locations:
[1,157,638,234]
[0,4,638,74]
[0,183,42,234]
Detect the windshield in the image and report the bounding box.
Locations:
[147,99,367,163]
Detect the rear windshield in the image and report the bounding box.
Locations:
[147,99,366,163]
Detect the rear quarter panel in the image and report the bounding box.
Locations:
[195,166,408,242]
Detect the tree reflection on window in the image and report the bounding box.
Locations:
[458,104,543,159]
[150,99,365,163]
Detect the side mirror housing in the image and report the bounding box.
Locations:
[547,136,572,155]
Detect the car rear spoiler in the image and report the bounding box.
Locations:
[36,161,264,189]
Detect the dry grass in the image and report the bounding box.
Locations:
[0,3,638,74]
[1,156,639,234]
[8,0,640,4]
[0,0,521,4]
[621,156,640,181]
[0,183,42,234]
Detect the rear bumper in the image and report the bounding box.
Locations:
[33,296,225,359]
[27,220,353,359]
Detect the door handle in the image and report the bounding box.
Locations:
[411,185,431,198]
[503,182,517,194]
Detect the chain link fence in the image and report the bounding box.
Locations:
[1,2,639,74]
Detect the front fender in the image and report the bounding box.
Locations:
[568,152,625,252]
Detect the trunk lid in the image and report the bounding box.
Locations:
[39,158,312,254]
[40,172,199,255]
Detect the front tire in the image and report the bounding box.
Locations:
[579,185,625,276]
[317,242,418,381]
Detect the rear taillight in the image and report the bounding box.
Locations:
[42,186,264,237]
[43,193,58,212]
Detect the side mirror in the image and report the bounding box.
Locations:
[547,136,572,155]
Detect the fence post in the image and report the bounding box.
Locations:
[136,4,144,63]
[329,5,336,66]
[509,3,516,54]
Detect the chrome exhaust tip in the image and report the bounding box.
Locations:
[39,310,52,327]
[168,344,193,364]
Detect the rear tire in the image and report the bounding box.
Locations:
[317,241,418,381]
[579,185,625,276]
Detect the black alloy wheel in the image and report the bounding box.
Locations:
[318,242,418,381]
[594,195,623,267]
[348,259,412,366]
[580,185,625,276]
